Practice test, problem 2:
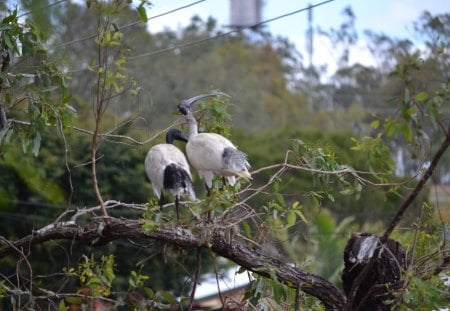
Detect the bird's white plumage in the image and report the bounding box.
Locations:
[186,132,251,188]
[145,144,194,199]
[177,93,251,193]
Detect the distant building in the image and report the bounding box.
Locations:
[229,0,263,28]
[193,285,248,310]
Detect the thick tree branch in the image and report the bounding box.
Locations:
[0,218,346,310]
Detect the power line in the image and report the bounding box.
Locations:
[17,0,68,18]
[120,0,207,30]
[71,0,336,73]
[129,0,337,60]
[55,0,207,49]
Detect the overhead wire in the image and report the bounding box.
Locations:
[129,0,337,60]
[17,0,68,18]
[55,0,207,49]
[69,0,336,73]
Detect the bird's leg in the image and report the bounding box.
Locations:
[205,184,212,221]
[159,193,164,213]
[175,196,180,220]
[221,177,226,191]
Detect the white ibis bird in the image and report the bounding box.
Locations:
[145,128,195,219]
[177,93,251,196]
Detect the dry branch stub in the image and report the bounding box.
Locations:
[342,232,408,310]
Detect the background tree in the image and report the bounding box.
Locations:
[0,1,448,310]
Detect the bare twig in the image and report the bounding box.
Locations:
[188,248,202,311]
[0,235,34,304]
[90,15,113,225]
[211,252,225,308]
[69,200,146,221]
[44,103,74,205]
[71,118,181,146]
[247,149,410,191]
[2,118,181,147]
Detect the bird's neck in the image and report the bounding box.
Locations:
[185,112,198,138]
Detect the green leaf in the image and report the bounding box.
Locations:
[415,91,428,102]
[161,291,177,304]
[58,300,69,311]
[326,193,335,202]
[385,119,396,138]
[242,221,252,237]
[339,189,353,196]
[3,33,14,50]
[137,5,148,22]
[64,296,83,305]
[236,266,247,274]
[370,120,380,129]
[295,209,307,223]
[5,127,13,143]
[286,210,296,228]
[273,283,283,303]
[399,122,413,142]
[112,23,120,32]
[275,193,285,206]
[0,24,13,31]
[144,287,155,299]
[32,131,41,157]
[22,137,30,153]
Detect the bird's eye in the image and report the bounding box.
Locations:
[178,106,188,115]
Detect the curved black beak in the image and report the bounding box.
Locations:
[166,128,188,144]
[177,92,231,115]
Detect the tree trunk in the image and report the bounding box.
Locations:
[342,233,408,310]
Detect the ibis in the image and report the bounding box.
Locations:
[177,93,252,196]
[145,128,196,219]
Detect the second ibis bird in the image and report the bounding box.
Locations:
[177,93,251,195]
[145,128,195,219]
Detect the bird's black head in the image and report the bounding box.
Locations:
[177,92,231,115]
[166,128,188,144]
[177,102,190,115]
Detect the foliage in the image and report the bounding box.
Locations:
[350,132,394,179]
[396,275,449,310]
[0,9,74,156]
[0,2,449,310]
[128,270,150,290]
[75,254,116,297]
[388,200,450,309]
[245,274,298,310]
[195,93,233,137]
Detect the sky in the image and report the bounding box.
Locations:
[144,0,448,75]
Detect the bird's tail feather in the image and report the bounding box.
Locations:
[235,169,252,180]
[164,164,196,199]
